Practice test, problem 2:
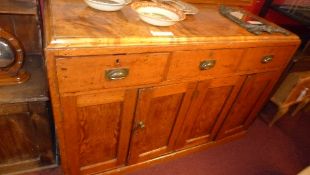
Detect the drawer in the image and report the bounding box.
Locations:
[238,46,296,72]
[56,53,169,93]
[167,49,244,80]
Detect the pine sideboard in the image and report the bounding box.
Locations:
[43,0,300,174]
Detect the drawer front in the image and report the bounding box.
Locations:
[56,53,169,93]
[167,49,244,80]
[238,46,296,72]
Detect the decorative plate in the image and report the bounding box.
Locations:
[131,1,186,26]
[85,0,132,11]
[153,0,198,15]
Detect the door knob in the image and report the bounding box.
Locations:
[133,121,145,132]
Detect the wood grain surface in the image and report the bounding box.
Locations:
[0,0,41,59]
[0,102,54,174]
[216,71,281,139]
[184,0,252,6]
[0,55,48,104]
[167,49,244,80]
[238,46,297,72]
[60,89,137,174]
[43,0,301,174]
[0,0,37,15]
[56,53,168,93]
[174,76,244,149]
[128,83,196,164]
[44,0,299,49]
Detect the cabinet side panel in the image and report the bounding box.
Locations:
[61,96,81,175]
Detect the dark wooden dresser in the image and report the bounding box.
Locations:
[0,0,55,174]
[43,0,300,174]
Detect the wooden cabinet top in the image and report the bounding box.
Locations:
[44,0,300,50]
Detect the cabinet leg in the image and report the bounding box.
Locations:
[291,99,310,116]
[269,106,289,127]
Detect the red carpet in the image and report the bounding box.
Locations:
[129,112,310,175]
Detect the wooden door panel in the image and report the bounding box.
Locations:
[128,83,196,164]
[216,71,280,139]
[142,95,182,151]
[61,89,137,174]
[175,76,244,149]
[77,103,121,167]
[188,86,233,141]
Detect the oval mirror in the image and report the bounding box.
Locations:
[0,38,15,68]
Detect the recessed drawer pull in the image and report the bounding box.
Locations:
[105,68,129,80]
[199,60,216,70]
[261,55,273,64]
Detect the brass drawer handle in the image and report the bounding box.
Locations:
[105,68,129,80]
[199,60,216,70]
[261,55,273,64]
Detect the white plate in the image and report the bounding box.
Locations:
[162,0,198,15]
[131,2,185,26]
[85,0,131,11]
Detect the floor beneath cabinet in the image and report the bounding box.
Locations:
[24,106,310,175]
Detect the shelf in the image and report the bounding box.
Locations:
[0,0,37,15]
[0,55,49,104]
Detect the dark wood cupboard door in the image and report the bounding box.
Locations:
[128,83,196,164]
[60,89,137,175]
[216,71,280,139]
[174,76,245,149]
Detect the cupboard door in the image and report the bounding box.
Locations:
[60,89,137,175]
[216,71,280,139]
[128,83,196,164]
[175,76,245,149]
